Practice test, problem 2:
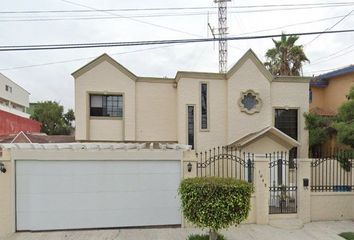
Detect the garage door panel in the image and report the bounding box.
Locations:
[16,160,181,231]
[17,190,179,212]
[138,174,180,191]
[17,206,181,231]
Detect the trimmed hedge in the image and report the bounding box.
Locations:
[188,234,225,240]
[179,177,253,235]
[339,232,354,240]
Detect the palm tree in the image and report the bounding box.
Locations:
[264,33,309,76]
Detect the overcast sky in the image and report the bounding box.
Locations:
[0,0,353,110]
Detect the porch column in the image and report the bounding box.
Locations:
[182,150,198,179]
[181,150,198,228]
[297,158,312,223]
[254,154,270,224]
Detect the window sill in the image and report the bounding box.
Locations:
[200,128,210,132]
[89,116,123,120]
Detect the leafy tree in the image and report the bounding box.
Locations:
[179,177,253,240]
[30,101,74,135]
[264,33,309,76]
[304,112,334,152]
[64,109,75,126]
[333,86,354,148]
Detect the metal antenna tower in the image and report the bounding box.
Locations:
[209,0,231,73]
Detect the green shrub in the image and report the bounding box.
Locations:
[188,234,225,240]
[179,177,253,240]
[339,232,354,240]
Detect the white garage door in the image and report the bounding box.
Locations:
[16,160,181,231]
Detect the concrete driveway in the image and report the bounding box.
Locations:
[4,221,354,240]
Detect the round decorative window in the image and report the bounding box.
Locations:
[238,90,262,114]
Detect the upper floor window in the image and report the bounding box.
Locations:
[90,94,123,117]
[5,85,12,93]
[275,109,298,161]
[200,83,208,130]
[309,88,312,103]
[238,90,262,114]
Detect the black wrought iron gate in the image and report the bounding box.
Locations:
[268,152,297,214]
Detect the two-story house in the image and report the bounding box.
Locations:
[72,49,310,157]
[310,65,354,116]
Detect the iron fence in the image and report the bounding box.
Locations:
[268,152,297,214]
[311,149,354,192]
[196,146,254,182]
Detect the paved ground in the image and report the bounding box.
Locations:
[4,221,354,240]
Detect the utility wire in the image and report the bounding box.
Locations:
[59,0,202,38]
[1,14,348,70]
[305,9,354,46]
[0,29,353,52]
[0,44,179,71]
[311,43,354,64]
[2,6,354,22]
[1,2,354,14]
[235,13,354,36]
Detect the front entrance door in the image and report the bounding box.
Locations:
[268,152,297,214]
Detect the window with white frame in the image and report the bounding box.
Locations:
[90,94,123,117]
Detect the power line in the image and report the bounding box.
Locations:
[311,43,354,63]
[0,44,179,71]
[0,29,353,52]
[2,15,350,70]
[235,13,354,36]
[305,9,354,46]
[59,0,202,38]
[2,5,354,22]
[1,2,354,14]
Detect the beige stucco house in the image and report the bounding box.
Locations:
[72,49,310,157]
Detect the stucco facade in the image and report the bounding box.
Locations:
[73,49,310,157]
[310,69,354,115]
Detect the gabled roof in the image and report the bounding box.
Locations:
[72,53,138,81]
[72,49,310,84]
[226,49,274,82]
[312,65,354,87]
[229,126,300,148]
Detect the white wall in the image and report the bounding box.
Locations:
[227,58,272,144]
[0,73,29,115]
[136,81,177,141]
[177,77,227,152]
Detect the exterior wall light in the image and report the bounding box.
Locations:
[0,163,6,173]
[187,162,192,172]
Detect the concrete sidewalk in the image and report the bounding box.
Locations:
[4,221,354,240]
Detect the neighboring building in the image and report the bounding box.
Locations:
[0,73,41,135]
[0,73,30,118]
[310,65,354,116]
[72,49,310,157]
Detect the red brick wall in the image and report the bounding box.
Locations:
[0,110,41,135]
